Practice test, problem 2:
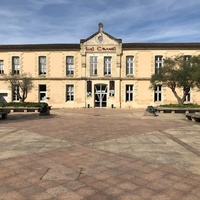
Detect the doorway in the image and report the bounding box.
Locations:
[94,84,107,108]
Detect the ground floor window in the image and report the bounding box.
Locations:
[39,85,46,102]
[87,81,92,97]
[0,93,8,103]
[184,89,191,102]
[126,85,133,101]
[109,81,115,97]
[12,85,20,101]
[154,85,162,102]
[66,85,74,101]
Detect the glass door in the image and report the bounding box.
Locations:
[94,84,107,108]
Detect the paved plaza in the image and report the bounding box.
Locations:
[1,108,200,199]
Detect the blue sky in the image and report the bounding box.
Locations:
[0,0,200,44]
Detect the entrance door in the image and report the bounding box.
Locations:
[94,84,107,108]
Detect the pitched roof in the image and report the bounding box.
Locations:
[0,43,80,52]
[122,43,200,50]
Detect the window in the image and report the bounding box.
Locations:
[66,56,74,75]
[87,81,92,97]
[183,55,191,62]
[155,56,163,73]
[126,56,134,75]
[39,56,46,75]
[66,85,74,101]
[12,57,20,75]
[0,60,4,74]
[184,89,191,102]
[154,85,162,102]
[0,93,8,103]
[104,57,111,75]
[39,85,46,102]
[90,56,98,76]
[126,85,133,101]
[109,81,115,97]
[12,85,20,101]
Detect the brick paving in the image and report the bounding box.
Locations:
[0,108,200,199]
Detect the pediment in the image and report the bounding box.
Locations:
[81,31,121,46]
[80,23,122,54]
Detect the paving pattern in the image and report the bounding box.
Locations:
[0,108,200,199]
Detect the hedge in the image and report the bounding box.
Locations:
[160,104,200,108]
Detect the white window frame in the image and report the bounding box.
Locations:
[184,89,191,102]
[183,55,191,62]
[126,85,134,102]
[104,57,112,75]
[12,85,20,101]
[154,85,162,102]
[66,56,74,75]
[126,56,134,75]
[90,56,98,76]
[12,57,20,75]
[155,56,163,74]
[66,85,74,101]
[39,85,47,102]
[39,56,46,75]
[0,60,4,74]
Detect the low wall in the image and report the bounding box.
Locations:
[155,107,200,113]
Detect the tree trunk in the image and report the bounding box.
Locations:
[171,88,184,104]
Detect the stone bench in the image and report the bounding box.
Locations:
[0,112,8,120]
[185,113,200,122]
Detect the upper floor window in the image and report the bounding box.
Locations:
[155,56,163,74]
[104,57,112,75]
[90,56,98,76]
[66,85,74,101]
[39,56,46,75]
[12,56,20,75]
[66,56,74,75]
[154,85,162,102]
[0,60,4,74]
[126,85,133,101]
[126,56,134,75]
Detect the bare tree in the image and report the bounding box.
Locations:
[5,72,34,102]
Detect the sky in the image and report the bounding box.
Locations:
[0,0,200,44]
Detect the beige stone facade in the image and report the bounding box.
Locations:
[0,23,200,108]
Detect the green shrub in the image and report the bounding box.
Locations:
[0,102,46,108]
[160,104,200,108]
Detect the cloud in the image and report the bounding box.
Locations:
[0,0,200,44]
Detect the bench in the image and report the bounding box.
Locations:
[0,112,8,120]
[185,113,200,122]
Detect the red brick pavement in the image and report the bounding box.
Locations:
[0,108,199,199]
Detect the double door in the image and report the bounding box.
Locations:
[94,84,107,108]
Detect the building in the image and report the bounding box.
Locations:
[0,23,200,108]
